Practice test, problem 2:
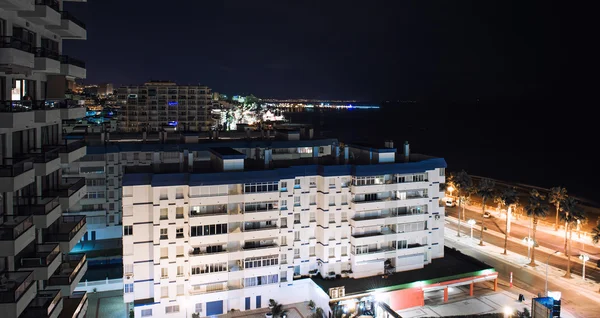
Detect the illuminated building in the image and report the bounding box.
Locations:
[121,138,449,317]
[1,1,89,316]
[117,81,214,132]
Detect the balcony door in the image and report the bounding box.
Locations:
[12,79,36,101]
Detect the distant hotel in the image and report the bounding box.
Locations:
[117,81,215,133]
[120,133,454,317]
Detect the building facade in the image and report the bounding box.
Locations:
[117,81,215,133]
[0,1,89,317]
[121,141,446,317]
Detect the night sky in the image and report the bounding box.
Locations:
[64,1,567,101]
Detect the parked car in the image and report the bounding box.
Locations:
[445,199,456,207]
[483,211,491,218]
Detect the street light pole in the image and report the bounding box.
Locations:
[579,254,590,281]
[545,251,560,296]
[468,219,476,244]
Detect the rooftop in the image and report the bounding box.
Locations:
[311,247,494,296]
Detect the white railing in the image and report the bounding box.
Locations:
[75,278,123,293]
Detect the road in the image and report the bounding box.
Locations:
[446,206,600,282]
[445,238,597,318]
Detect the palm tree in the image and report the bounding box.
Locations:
[525,190,549,267]
[549,187,568,231]
[477,178,496,246]
[449,171,473,237]
[561,197,585,278]
[497,187,518,255]
[592,224,600,245]
[312,307,325,318]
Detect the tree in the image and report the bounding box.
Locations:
[560,197,585,278]
[514,308,532,318]
[312,307,325,318]
[448,171,473,237]
[592,224,600,245]
[549,187,568,231]
[477,178,496,246]
[525,189,549,267]
[497,187,518,255]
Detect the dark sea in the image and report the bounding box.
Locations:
[284,100,597,203]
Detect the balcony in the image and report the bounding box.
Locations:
[0,215,35,257]
[18,0,61,26]
[18,243,62,281]
[59,55,86,79]
[0,271,36,317]
[47,177,86,209]
[59,291,88,318]
[46,11,87,40]
[58,102,86,120]
[48,253,87,296]
[34,47,60,73]
[21,289,63,318]
[0,100,36,128]
[45,216,87,253]
[43,140,86,164]
[0,0,34,11]
[13,196,62,228]
[26,148,61,176]
[0,157,35,192]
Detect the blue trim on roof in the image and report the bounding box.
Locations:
[352,158,447,176]
[209,147,246,159]
[123,158,446,187]
[349,144,396,153]
[83,139,338,154]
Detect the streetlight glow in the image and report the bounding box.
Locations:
[503,306,512,318]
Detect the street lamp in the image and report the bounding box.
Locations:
[579,254,590,281]
[545,251,560,296]
[503,306,512,318]
[467,219,476,243]
[522,237,534,261]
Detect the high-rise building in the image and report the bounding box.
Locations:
[0,1,89,317]
[121,138,447,317]
[117,81,215,133]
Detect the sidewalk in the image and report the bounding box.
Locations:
[458,203,598,257]
[445,216,600,303]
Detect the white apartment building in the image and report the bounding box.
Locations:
[117,81,215,133]
[122,140,446,317]
[0,1,89,317]
[61,131,328,242]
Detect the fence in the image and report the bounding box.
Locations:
[75,278,123,293]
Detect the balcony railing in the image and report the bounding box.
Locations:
[60,11,86,29]
[0,157,34,177]
[351,246,395,256]
[0,215,34,241]
[48,253,86,285]
[59,55,85,68]
[34,47,59,60]
[21,289,62,318]
[243,243,277,250]
[48,177,85,197]
[0,36,34,53]
[0,271,34,303]
[35,0,59,12]
[61,291,87,318]
[27,148,60,163]
[244,224,278,232]
[45,216,86,242]
[19,243,60,268]
[13,196,60,216]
